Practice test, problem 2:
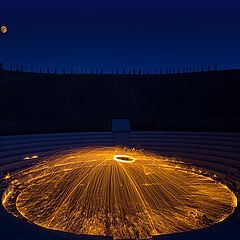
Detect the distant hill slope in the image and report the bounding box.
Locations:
[0,70,240,135]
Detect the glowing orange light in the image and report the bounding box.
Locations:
[113,154,136,163]
[4,173,10,180]
[2,147,237,239]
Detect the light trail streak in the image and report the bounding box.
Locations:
[23,155,39,160]
[2,147,237,239]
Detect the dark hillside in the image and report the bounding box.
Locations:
[0,70,240,135]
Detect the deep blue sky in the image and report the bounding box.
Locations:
[1,0,240,72]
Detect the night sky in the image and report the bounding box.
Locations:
[1,0,240,72]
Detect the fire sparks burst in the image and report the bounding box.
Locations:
[2,147,237,239]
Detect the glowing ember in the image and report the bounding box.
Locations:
[2,147,237,239]
[4,173,10,180]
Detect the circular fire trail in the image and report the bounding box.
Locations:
[113,154,136,163]
[2,147,237,239]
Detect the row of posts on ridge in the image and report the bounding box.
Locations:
[0,63,219,75]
